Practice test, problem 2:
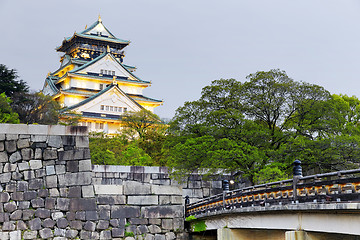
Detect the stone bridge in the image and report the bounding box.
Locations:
[185,168,360,240]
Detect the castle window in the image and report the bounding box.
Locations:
[100,105,104,110]
[100,84,104,90]
[87,122,92,128]
[118,107,122,112]
[114,107,118,112]
[100,69,104,75]
[106,106,109,111]
[110,106,113,111]
[100,123,104,129]
[112,71,115,76]
[124,108,127,112]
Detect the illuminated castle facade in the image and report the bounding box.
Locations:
[42,16,163,134]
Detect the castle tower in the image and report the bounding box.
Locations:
[42,17,163,134]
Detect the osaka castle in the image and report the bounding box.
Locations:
[42,16,163,134]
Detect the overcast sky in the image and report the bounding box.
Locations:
[1,0,360,119]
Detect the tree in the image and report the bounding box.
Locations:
[11,92,61,124]
[0,93,19,123]
[169,69,357,184]
[0,64,29,97]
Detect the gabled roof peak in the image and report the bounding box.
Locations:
[80,17,116,39]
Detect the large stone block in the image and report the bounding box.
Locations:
[162,219,173,230]
[56,198,70,211]
[47,135,63,148]
[35,208,51,219]
[128,195,158,205]
[97,195,126,205]
[124,181,151,195]
[21,148,33,161]
[17,138,30,149]
[46,175,58,188]
[9,151,21,163]
[18,162,30,171]
[28,179,44,190]
[79,159,92,171]
[23,231,37,240]
[94,184,123,195]
[5,140,17,153]
[0,173,11,183]
[182,188,203,198]
[39,228,53,239]
[3,163,16,172]
[0,192,10,202]
[29,160,42,170]
[141,206,184,219]
[111,206,140,218]
[82,185,95,198]
[76,136,89,148]
[58,172,92,186]
[0,152,8,162]
[151,185,182,196]
[69,198,97,211]
[29,218,42,230]
[66,161,79,172]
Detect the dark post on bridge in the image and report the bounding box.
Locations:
[293,160,303,201]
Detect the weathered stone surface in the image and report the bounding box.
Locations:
[0,172,11,183]
[182,188,203,198]
[0,212,9,223]
[2,221,15,231]
[145,234,155,240]
[45,175,58,188]
[79,159,92,171]
[9,151,21,163]
[159,196,170,205]
[97,195,126,205]
[42,218,56,228]
[70,220,83,230]
[148,225,162,234]
[21,148,33,160]
[29,218,42,230]
[111,206,140,218]
[17,138,30,149]
[56,198,70,211]
[18,201,30,209]
[39,228,53,239]
[137,225,149,234]
[0,142,3,151]
[55,165,65,174]
[18,162,30,171]
[29,160,42,170]
[29,179,44,190]
[23,191,37,200]
[173,218,184,231]
[170,196,183,204]
[4,202,17,212]
[34,148,42,159]
[23,231,37,240]
[68,186,81,198]
[100,230,112,240]
[5,183,16,192]
[35,169,46,178]
[84,220,96,231]
[96,220,109,230]
[31,198,45,208]
[12,171,23,180]
[80,230,100,240]
[149,219,161,225]
[124,181,151,195]
[16,220,28,230]
[151,185,182,195]
[31,135,47,142]
[9,230,21,240]
[128,195,158,205]
[0,152,8,163]
[82,185,95,197]
[141,206,184,218]
[58,172,92,186]
[0,192,10,202]
[10,210,22,220]
[43,149,58,160]
[75,211,86,220]
[11,192,24,201]
[35,208,50,218]
[162,219,173,230]
[46,165,56,175]
[112,228,125,238]
[38,189,49,197]
[5,140,16,153]
[66,161,79,172]
[57,218,68,228]
[51,211,64,220]
[22,210,35,220]
[49,188,60,197]
[48,135,63,148]
[69,198,96,211]
[65,229,78,238]
[165,232,176,240]
[94,184,123,195]
[99,209,110,220]
[85,211,98,221]
[23,170,35,180]
[154,234,166,240]
[54,228,66,237]
[3,163,16,172]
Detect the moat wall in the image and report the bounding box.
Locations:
[0,124,233,240]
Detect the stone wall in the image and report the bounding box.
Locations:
[92,165,233,203]
[0,123,236,240]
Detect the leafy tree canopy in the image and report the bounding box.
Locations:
[169,69,360,184]
[0,93,19,124]
[0,64,29,97]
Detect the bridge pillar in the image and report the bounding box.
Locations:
[285,230,307,240]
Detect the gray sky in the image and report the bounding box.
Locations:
[1,0,360,119]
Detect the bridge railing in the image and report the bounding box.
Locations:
[185,168,360,217]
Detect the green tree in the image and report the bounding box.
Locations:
[0,64,29,97]
[0,93,19,123]
[11,92,61,124]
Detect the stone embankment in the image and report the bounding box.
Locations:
[0,124,233,239]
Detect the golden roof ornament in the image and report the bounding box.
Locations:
[98,14,102,23]
[112,76,117,85]
[107,45,110,53]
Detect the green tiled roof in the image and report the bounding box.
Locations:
[63,84,143,111]
[127,94,163,103]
